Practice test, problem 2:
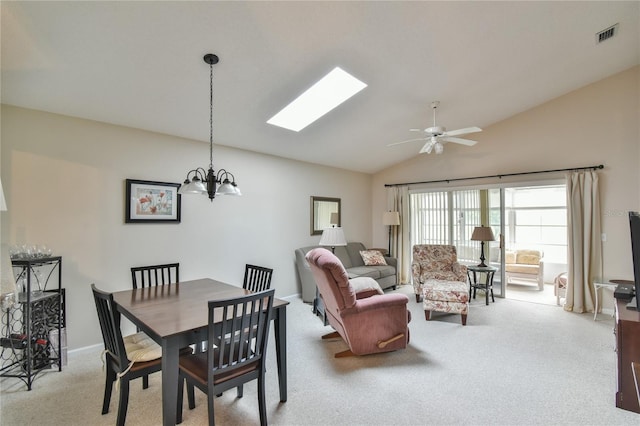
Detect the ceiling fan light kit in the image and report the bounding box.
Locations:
[389,101,482,155]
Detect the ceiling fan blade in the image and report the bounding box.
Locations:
[409,128,425,132]
[441,136,477,146]
[444,126,482,137]
[419,141,433,154]
[387,137,426,147]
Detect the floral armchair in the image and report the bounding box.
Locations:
[411,244,467,302]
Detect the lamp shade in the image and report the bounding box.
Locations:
[179,179,207,195]
[0,244,17,310]
[382,211,400,226]
[329,212,340,225]
[471,226,495,242]
[319,227,347,247]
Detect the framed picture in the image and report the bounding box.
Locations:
[125,179,181,223]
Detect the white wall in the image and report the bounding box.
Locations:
[0,105,372,349]
[372,66,640,309]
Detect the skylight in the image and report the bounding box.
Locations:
[267,67,367,132]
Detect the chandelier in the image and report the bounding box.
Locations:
[179,54,241,201]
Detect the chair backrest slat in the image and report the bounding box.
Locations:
[207,289,275,380]
[131,263,179,289]
[91,284,128,368]
[243,264,273,292]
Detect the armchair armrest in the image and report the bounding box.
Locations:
[452,262,468,281]
[343,293,409,316]
[411,262,421,283]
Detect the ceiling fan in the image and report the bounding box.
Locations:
[388,101,482,154]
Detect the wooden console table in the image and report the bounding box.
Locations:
[615,298,640,413]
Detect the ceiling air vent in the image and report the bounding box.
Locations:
[596,23,618,44]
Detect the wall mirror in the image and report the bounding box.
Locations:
[310,196,341,235]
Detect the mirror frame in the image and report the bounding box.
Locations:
[310,196,341,235]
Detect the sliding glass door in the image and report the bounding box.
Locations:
[410,188,505,297]
[409,183,567,302]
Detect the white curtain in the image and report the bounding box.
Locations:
[389,186,411,284]
[564,171,602,313]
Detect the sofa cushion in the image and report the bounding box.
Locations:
[346,266,381,279]
[360,250,387,266]
[505,264,539,274]
[505,250,516,264]
[349,276,384,295]
[345,242,366,267]
[516,250,541,265]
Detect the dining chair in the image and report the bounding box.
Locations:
[131,262,180,289]
[130,262,180,387]
[176,289,275,426]
[242,264,273,292]
[91,283,164,426]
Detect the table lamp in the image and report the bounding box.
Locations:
[471,226,495,267]
[319,227,347,254]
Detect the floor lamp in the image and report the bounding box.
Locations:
[383,211,400,256]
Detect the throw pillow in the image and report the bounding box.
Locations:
[360,250,387,266]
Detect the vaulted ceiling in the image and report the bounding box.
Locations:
[2,1,638,173]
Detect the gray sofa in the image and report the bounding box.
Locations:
[295,242,397,303]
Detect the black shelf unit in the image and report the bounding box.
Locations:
[1,256,65,390]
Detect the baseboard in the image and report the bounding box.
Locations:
[601,308,614,317]
[68,343,103,357]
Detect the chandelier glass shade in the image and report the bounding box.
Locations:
[179,53,241,201]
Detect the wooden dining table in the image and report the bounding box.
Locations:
[112,278,289,426]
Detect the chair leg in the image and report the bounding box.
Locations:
[424,310,431,321]
[142,374,149,389]
[102,366,116,414]
[188,382,196,410]
[207,386,215,426]
[461,313,467,326]
[116,379,130,426]
[258,372,267,426]
[321,331,340,340]
[334,349,355,358]
[237,384,244,398]
[415,293,423,303]
[177,376,184,424]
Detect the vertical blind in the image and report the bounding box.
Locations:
[410,190,481,263]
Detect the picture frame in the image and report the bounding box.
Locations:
[310,196,341,235]
[125,179,181,223]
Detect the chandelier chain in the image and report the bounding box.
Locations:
[209,61,214,168]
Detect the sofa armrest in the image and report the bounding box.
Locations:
[384,256,397,268]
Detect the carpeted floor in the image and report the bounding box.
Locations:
[1,285,638,425]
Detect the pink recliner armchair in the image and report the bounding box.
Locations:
[306,248,411,357]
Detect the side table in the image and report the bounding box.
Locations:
[593,279,623,321]
[467,265,497,306]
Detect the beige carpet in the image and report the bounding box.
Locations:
[1,285,638,425]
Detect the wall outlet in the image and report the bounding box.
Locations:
[601,233,607,242]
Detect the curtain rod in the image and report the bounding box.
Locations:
[384,164,604,188]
